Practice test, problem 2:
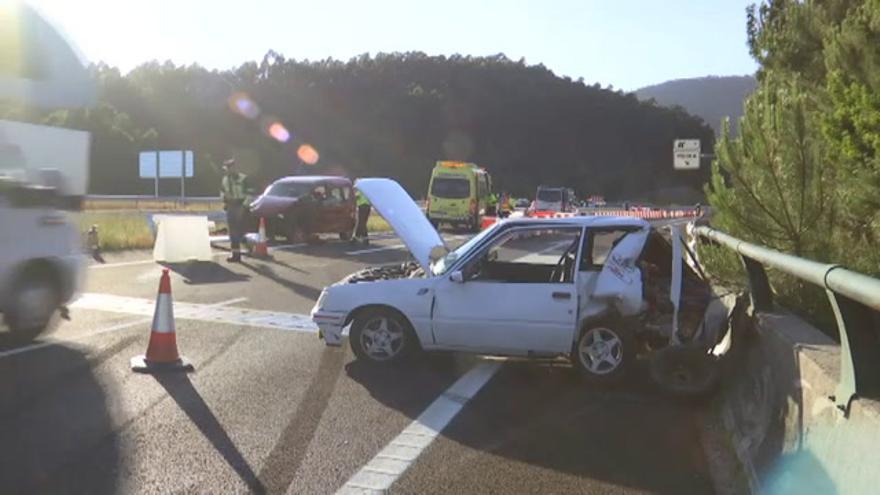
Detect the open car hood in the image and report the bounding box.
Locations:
[355,178,446,271]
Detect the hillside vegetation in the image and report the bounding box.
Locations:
[636,75,757,136]
[1,52,714,201]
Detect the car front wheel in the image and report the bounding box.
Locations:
[350,309,416,364]
[6,270,59,341]
[572,319,635,384]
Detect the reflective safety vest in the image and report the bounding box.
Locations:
[356,190,370,207]
[220,173,253,204]
[487,193,498,207]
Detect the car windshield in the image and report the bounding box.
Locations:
[430,223,497,276]
[537,189,562,202]
[431,177,470,199]
[267,182,314,198]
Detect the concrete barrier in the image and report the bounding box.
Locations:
[715,305,880,493]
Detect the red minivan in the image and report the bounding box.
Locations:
[249,176,356,243]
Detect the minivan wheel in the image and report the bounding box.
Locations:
[350,309,416,364]
[6,270,59,341]
[572,319,635,384]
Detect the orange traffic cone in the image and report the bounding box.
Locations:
[253,217,271,258]
[131,269,193,373]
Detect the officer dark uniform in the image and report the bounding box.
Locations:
[220,159,254,262]
[354,189,371,244]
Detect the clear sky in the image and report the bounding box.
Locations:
[25,0,758,91]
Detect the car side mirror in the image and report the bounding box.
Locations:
[449,271,464,283]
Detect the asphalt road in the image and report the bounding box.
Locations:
[0,221,726,494]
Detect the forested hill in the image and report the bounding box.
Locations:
[636,75,756,136]
[1,52,714,201]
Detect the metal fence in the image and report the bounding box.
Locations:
[696,226,880,416]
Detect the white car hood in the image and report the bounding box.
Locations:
[355,178,446,271]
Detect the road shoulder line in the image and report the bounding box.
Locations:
[334,360,501,494]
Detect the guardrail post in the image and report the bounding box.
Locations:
[741,255,773,311]
[826,290,880,416]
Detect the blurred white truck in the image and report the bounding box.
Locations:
[0,3,95,340]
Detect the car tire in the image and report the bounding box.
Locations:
[285,221,303,244]
[5,268,59,341]
[350,308,417,364]
[649,344,721,399]
[571,318,636,384]
[339,231,352,241]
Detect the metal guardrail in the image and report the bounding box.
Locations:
[696,226,880,416]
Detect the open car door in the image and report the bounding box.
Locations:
[592,225,650,316]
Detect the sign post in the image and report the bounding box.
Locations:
[673,139,701,170]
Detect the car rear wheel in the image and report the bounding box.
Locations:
[572,319,635,384]
[285,221,304,244]
[5,269,59,341]
[350,309,416,364]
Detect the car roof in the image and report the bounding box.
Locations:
[501,216,650,229]
[272,175,352,186]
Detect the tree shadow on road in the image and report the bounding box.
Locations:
[0,343,121,494]
[154,373,266,495]
[160,261,251,285]
[238,261,321,300]
[348,351,718,494]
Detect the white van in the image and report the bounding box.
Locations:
[0,4,93,340]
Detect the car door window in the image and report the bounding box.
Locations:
[581,228,634,270]
[325,186,344,205]
[465,227,581,283]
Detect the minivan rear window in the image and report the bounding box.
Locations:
[431,177,470,199]
[537,188,562,202]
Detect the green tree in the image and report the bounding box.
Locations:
[708,76,834,258]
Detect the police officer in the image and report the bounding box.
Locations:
[220,158,254,262]
[354,188,371,244]
[499,192,512,218]
[487,191,498,216]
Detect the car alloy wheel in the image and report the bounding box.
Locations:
[578,327,623,375]
[358,314,406,361]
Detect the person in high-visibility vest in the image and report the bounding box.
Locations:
[499,192,512,218]
[487,192,498,216]
[220,158,254,262]
[354,189,371,244]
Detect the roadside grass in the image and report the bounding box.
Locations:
[367,214,392,232]
[78,212,155,251]
[84,199,223,212]
[80,210,393,251]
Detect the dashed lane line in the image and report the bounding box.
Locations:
[0,296,250,359]
[334,361,502,494]
[71,293,318,333]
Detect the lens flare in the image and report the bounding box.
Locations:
[268,122,290,143]
[227,92,260,119]
[297,144,319,165]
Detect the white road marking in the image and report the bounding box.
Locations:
[335,361,501,494]
[71,293,317,333]
[0,296,248,359]
[346,244,405,255]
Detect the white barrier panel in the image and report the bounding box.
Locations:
[152,215,213,262]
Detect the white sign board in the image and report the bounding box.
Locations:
[139,150,194,178]
[673,139,700,170]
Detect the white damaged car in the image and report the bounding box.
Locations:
[312,179,720,383]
